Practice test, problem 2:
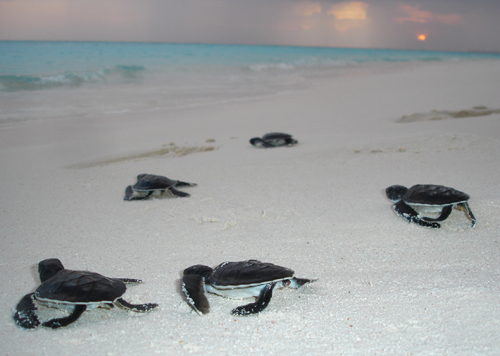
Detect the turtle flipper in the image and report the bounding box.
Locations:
[250,138,273,148]
[458,202,476,227]
[394,201,440,228]
[169,187,190,198]
[118,278,142,284]
[124,186,152,201]
[250,137,263,147]
[232,282,276,316]
[260,141,274,148]
[174,181,197,187]
[42,305,86,329]
[288,278,317,289]
[131,191,153,200]
[13,293,40,329]
[422,205,452,222]
[182,274,209,315]
[124,185,134,201]
[115,298,158,312]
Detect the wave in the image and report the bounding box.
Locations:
[248,57,356,72]
[244,49,499,73]
[0,65,145,92]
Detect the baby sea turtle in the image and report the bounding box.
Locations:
[250,133,298,148]
[124,173,197,200]
[13,258,158,329]
[386,184,476,228]
[181,260,315,316]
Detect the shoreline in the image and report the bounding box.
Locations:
[1,59,500,355]
[0,59,496,126]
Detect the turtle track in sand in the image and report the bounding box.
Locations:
[397,106,500,123]
[70,143,217,168]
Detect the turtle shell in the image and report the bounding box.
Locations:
[208,260,294,287]
[35,270,126,304]
[403,184,470,206]
[261,133,293,141]
[133,174,177,192]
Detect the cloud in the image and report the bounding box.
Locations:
[394,4,462,25]
[290,2,323,31]
[0,0,151,41]
[326,1,369,33]
[294,2,322,17]
[1,0,499,51]
[327,1,368,20]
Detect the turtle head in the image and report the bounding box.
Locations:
[183,265,213,279]
[386,185,408,202]
[38,258,64,282]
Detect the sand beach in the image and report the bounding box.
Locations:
[1,59,500,355]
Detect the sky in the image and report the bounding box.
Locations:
[1,0,500,52]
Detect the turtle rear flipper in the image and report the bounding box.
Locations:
[394,201,440,228]
[422,205,452,222]
[43,305,86,329]
[232,282,275,316]
[182,274,209,315]
[14,293,40,329]
[169,187,190,198]
[115,298,158,312]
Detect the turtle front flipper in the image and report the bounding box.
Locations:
[181,274,209,315]
[13,293,40,329]
[249,137,263,147]
[42,305,86,329]
[115,298,158,312]
[288,278,317,289]
[422,205,452,222]
[118,278,143,284]
[250,138,273,148]
[174,181,198,187]
[138,191,154,200]
[232,282,276,316]
[169,187,190,198]
[124,186,135,201]
[457,202,476,227]
[394,201,440,228]
[124,186,151,201]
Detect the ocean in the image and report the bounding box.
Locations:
[1,41,499,125]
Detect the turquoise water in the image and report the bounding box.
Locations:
[1,41,499,124]
[1,41,499,91]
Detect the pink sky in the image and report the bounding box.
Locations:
[1,0,499,52]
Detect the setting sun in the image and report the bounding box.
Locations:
[417,34,427,41]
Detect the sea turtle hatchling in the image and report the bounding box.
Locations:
[124,173,197,200]
[13,258,158,329]
[181,260,315,316]
[249,133,298,148]
[386,184,476,228]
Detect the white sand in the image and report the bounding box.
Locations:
[1,60,500,355]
